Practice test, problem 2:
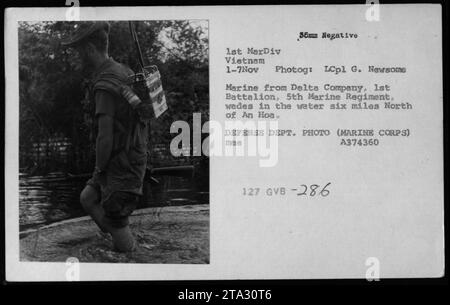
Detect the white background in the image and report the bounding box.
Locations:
[5,4,444,281]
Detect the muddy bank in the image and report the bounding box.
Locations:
[20,205,209,264]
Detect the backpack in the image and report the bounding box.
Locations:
[121,65,168,122]
[93,64,167,125]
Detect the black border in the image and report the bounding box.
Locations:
[2,0,448,293]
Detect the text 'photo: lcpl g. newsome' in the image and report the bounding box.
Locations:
[18,20,210,264]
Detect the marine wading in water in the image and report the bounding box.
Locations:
[62,21,167,252]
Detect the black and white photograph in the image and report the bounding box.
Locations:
[3,3,445,284]
[17,20,210,264]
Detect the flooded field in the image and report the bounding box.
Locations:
[19,171,209,232]
[20,205,210,264]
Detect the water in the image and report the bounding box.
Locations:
[19,171,209,232]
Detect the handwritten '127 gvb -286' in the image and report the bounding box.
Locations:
[242,183,331,198]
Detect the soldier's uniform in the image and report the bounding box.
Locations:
[63,22,149,228]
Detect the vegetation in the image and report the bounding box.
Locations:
[19,20,209,174]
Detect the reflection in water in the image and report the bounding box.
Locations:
[19,172,208,232]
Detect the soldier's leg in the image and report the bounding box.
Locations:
[102,191,139,252]
[109,225,135,252]
[80,185,109,233]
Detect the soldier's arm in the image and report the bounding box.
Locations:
[95,90,115,171]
